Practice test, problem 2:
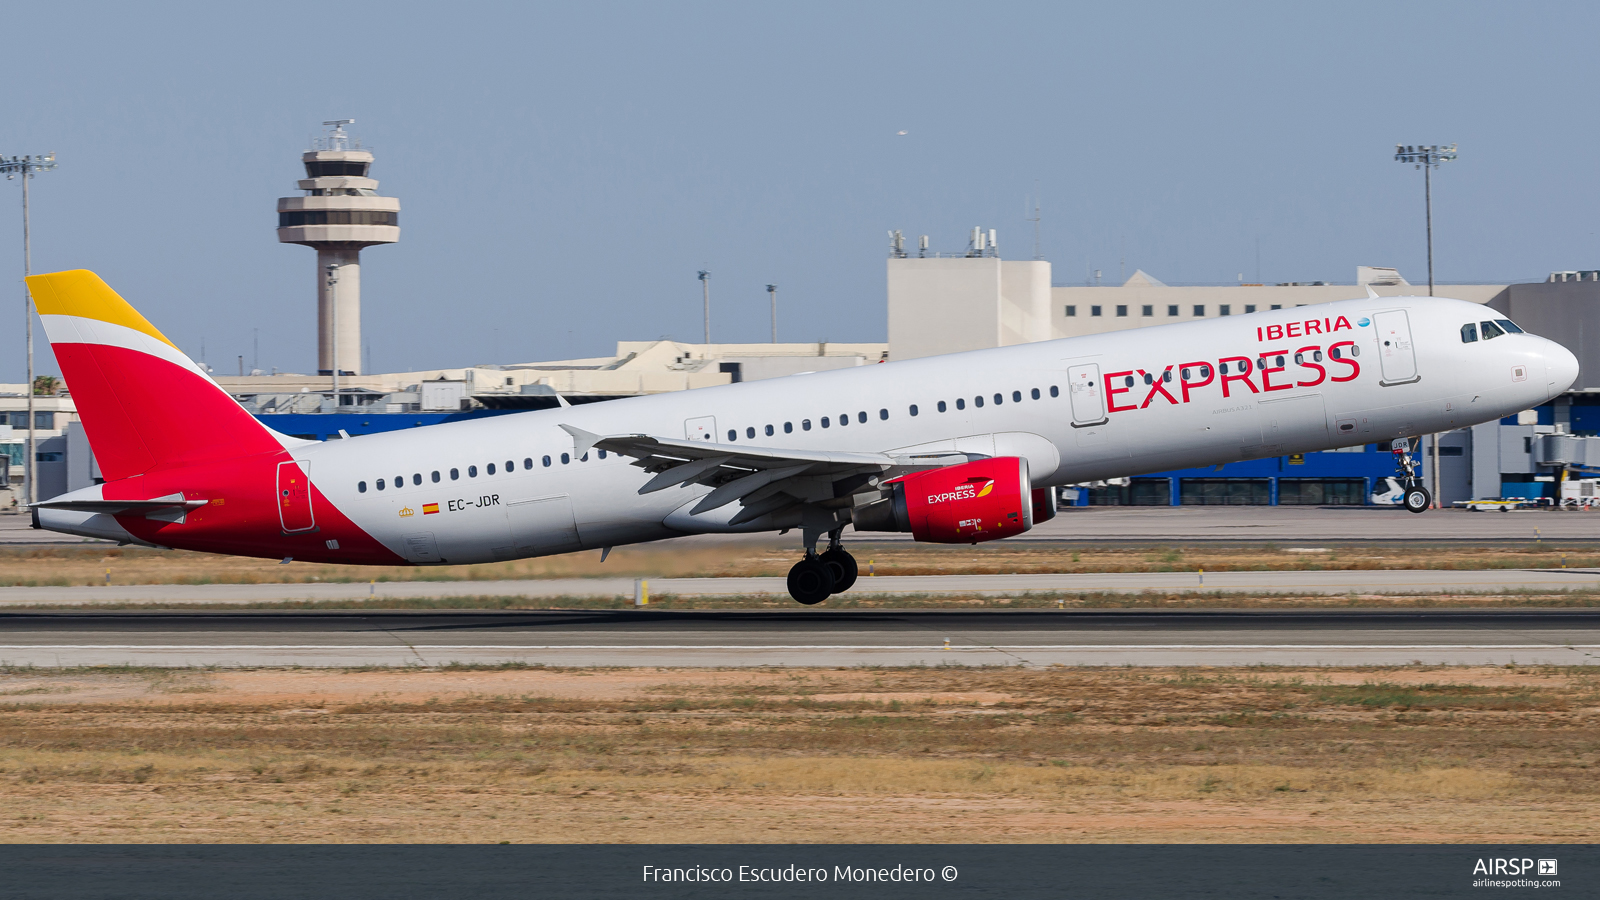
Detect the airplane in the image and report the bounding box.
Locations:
[27,269,1579,604]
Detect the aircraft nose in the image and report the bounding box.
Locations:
[1544,339,1580,396]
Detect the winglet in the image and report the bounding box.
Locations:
[1365,285,1380,299]
[559,424,604,456]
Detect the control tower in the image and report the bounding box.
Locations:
[276,120,400,376]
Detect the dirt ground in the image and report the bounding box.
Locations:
[6,541,1600,588]
[1,664,1596,843]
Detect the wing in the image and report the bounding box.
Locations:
[560,425,967,526]
[30,493,208,524]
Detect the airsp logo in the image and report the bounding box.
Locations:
[1472,858,1554,876]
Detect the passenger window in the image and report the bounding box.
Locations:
[746,427,756,439]
[728,429,737,441]
[358,481,367,493]
[1142,373,1152,385]
[581,453,588,462]
[1012,390,1021,402]
[1496,319,1524,334]
[1461,323,1478,342]
[542,455,552,467]
[765,424,774,436]
[412,473,422,485]
[598,450,607,459]
[376,478,385,490]
[956,398,966,410]
[1182,368,1191,379]
[470,465,479,477]
[1163,371,1172,382]
[432,471,441,483]
[909,404,918,416]
[1330,347,1341,359]
[1240,360,1251,372]
[821,417,831,428]
[1123,376,1134,388]
[784,422,793,433]
[1314,351,1322,362]
[395,474,403,487]
[879,409,888,420]
[1220,363,1228,374]
[505,460,514,471]
[487,463,496,475]
[838,413,849,427]
[938,401,947,412]
[561,453,570,464]
[1294,353,1303,364]
[1276,356,1284,367]
[1050,385,1059,397]
[974,396,984,408]
[1481,321,1505,339]
[857,411,867,423]
[1030,388,1040,400]
[802,419,811,431]
[523,458,533,469]
[1200,365,1211,378]
[450,468,459,480]
[993,393,1003,404]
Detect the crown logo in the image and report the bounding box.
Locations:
[398,506,415,517]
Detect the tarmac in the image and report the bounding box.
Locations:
[3,568,1600,606]
[1,608,1595,668]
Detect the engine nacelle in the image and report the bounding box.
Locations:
[1031,486,1058,524]
[853,457,1034,543]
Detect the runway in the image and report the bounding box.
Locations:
[5,567,1600,606]
[2,608,1597,668]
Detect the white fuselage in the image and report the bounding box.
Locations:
[293,296,1575,564]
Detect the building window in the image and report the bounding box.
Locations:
[1193,305,1205,316]
[1116,305,1128,317]
[1219,305,1231,316]
[32,412,54,429]
[1091,305,1103,317]
[1270,304,1281,310]
[1167,305,1178,316]
[1065,305,1077,316]
[1141,305,1153,317]
[1244,305,1256,313]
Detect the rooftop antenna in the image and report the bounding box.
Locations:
[697,270,711,343]
[320,119,356,151]
[1026,188,1042,260]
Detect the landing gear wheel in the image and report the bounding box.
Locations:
[820,548,858,593]
[787,557,836,605]
[1404,486,1432,514]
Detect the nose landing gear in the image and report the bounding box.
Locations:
[786,528,858,604]
[1392,437,1432,514]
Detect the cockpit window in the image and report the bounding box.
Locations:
[1496,319,1524,334]
[1480,320,1506,340]
[1460,323,1478,343]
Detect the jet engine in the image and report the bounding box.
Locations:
[852,457,1038,543]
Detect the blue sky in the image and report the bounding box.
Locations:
[4,1,1597,378]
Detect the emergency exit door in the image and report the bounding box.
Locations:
[1374,310,1419,384]
[1066,363,1107,426]
[276,460,316,533]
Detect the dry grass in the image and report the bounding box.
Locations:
[5,542,1600,588]
[0,665,1596,843]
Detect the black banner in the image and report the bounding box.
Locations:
[1,845,1592,899]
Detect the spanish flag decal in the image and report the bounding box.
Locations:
[423,503,440,515]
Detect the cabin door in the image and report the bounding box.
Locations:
[1374,310,1419,384]
[276,460,316,533]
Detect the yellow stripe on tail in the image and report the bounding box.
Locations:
[26,269,178,350]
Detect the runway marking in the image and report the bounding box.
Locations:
[1,644,1594,651]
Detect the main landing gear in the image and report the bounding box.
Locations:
[1392,437,1432,514]
[787,528,857,605]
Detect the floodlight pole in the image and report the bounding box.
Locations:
[3,153,57,506]
[1394,143,1458,509]
[326,264,339,404]
[698,271,710,344]
[766,284,777,343]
